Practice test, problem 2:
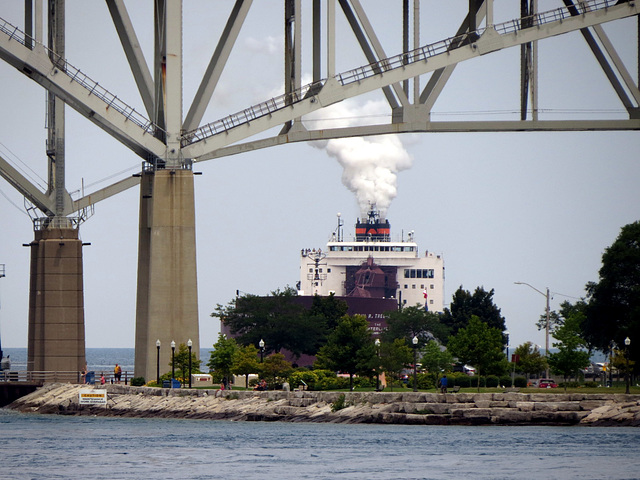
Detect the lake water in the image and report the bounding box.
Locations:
[2,347,212,375]
[1,409,639,480]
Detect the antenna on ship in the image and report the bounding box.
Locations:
[335,212,344,242]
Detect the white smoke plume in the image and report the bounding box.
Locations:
[309,99,412,219]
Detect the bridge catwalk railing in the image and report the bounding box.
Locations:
[0,0,623,151]
[0,17,162,138]
[183,0,620,145]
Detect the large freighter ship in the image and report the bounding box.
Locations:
[298,207,445,333]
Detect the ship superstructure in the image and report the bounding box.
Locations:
[299,208,445,312]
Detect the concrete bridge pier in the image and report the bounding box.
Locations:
[26,222,86,375]
[134,168,200,383]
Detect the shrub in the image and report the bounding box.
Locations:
[353,376,375,389]
[331,394,348,412]
[513,376,528,388]
[559,381,580,389]
[499,376,512,387]
[316,376,350,391]
[485,375,499,388]
[584,381,599,388]
[452,374,471,388]
[130,377,146,387]
[416,373,436,390]
[289,371,319,390]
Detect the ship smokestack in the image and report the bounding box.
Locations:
[355,205,390,241]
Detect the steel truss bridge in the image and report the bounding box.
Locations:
[0,0,638,381]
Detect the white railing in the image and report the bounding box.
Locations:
[0,370,134,384]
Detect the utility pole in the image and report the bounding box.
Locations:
[515,282,551,378]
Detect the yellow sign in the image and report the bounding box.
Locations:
[79,389,107,405]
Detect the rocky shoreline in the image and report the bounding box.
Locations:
[7,383,640,426]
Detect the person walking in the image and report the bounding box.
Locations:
[114,364,122,384]
[440,374,448,393]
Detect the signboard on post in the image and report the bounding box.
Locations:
[79,389,107,405]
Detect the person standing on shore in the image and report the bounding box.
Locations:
[114,364,122,384]
[439,375,448,393]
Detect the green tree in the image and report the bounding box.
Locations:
[171,342,202,384]
[261,353,294,387]
[447,316,505,391]
[309,293,349,331]
[512,341,547,379]
[584,221,640,367]
[548,311,591,390]
[382,306,449,345]
[232,344,261,389]
[211,287,329,360]
[420,340,454,381]
[535,310,563,337]
[611,347,635,387]
[441,286,507,339]
[207,333,239,383]
[315,314,375,390]
[378,338,413,391]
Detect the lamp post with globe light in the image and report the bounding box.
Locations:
[188,339,193,388]
[259,339,265,363]
[156,339,161,386]
[625,337,631,394]
[171,340,176,382]
[412,336,419,392]
[375,338,381,391]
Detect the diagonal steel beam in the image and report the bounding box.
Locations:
[0,153,57,216]
[71,174,140,214]
[0,27,166,160]
[183,1,640,159]
[592,23,640,107]
[183,0,252,132]
[339,0,402,110]
[106,0,155,119]
[419,1,486,109]
[349,0,409,107]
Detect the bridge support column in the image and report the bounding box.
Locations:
[135,169,200,383]
[27,223,86,380]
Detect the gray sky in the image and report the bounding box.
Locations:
[0,1,638,352]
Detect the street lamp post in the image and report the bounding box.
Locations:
[156,339,161,386]
[412,336,419,392]
[515,282,551,378]
[609,340,616,388]
[375,338,381,392]
[259,339,265,363]
[188,339,193,389]
[505,331,510,359]
[625,337,631,394]
[171,340,176,383]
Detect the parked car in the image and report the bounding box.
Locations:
[537,378,558,388]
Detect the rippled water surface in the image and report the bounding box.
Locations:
[1,409,639,479]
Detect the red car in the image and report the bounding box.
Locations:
[538,379,558,388]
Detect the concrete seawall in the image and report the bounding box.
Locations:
[7,383,640,426]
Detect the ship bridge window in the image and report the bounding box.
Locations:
[404,269,435,279]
